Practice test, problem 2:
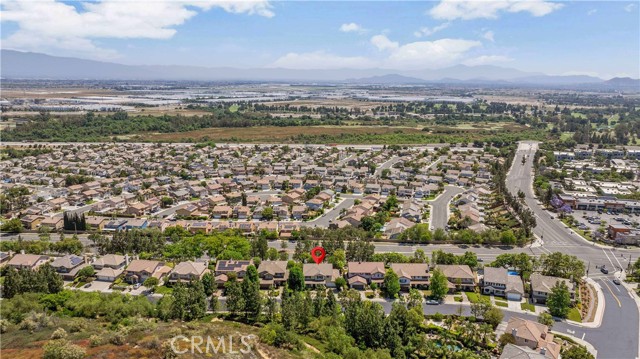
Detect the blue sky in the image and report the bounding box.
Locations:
[1,0,638,78]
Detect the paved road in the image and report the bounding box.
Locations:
[375,156,401,177]
[428,185,465,230]
[302,197,356,228]
[508,141,640,359]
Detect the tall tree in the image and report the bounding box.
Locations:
[547,281,571,318]
[429,268,448,300]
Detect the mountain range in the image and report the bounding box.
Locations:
[1,50,639,89]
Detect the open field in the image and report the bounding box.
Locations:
[141,122,534,143]
[142,125,425,142]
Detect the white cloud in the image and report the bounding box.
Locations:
[414,22,450,37]
[624,3,636,12]
[271,36,482,70]
[340,22,365,33]
[370,34,400,51]
[482,30,495,42]
[430,0,563,20]
[587,9,597,16]
[1,0,274,59]
[463,55,513,66]
[270,51,376,69]
[385,38,482,68]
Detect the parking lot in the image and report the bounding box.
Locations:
[573,210,640,233]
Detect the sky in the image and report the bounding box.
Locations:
[1,0,639,79]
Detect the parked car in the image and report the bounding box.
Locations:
[134,283,141,289]
[426,299,441,305]
[613,278,621,285]
[84,283,91,288]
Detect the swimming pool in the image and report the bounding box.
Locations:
[507,270,519,276]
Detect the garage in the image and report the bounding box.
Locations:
[506,291,522,301]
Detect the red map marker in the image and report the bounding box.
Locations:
[310,246,326,264]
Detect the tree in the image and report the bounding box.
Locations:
[562,345,595,359]
[242,265,262,322]
[328,249,346,269]
[202,272,215,296]
[407,288,423,309]
[429,268,448,300]
[538,312,554,329]
[224,277,245,315]
[483,307,504,328]
[383,268,400,299]
[143,277,159,288]
[161,196,174,208]
[1,218,23,233]
[547,281,571,318]
[498,333,516,347]
[470,298,492,319]
[335,277,347,291]
[76,266,95,282]
[287,266,305,291]
[262,207,274,221]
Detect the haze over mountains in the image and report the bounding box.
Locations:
[2,50,638,88]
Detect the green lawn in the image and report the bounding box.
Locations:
[228,104,239,113]
[465,292,479,303]
[155,285,173,295]
[494,296,507,303]
[454,295,463,302]
[567,307,582,322]
[521,302,535,312]
[495,301,508,308]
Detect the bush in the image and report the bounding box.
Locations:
[51,328,68,339]
[0,319,8,334]
[432,312,444,322]
[109,330,127,346]
[143,277,159,287]
[43,339,86,359]
[89,335,103,347]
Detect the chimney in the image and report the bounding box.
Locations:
[511,328,518,337]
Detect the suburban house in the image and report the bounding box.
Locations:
[437,264,477,292]
[481,267,525,301]
[124,259,170,284]
[530,273,575,304]
[390,263,430,290]
[257,260,289,289]
[168,261,210,283]
[499,344,547,359]
[6,253,49,271]
[347,262,386,290]
[50,254,89,280]
[214,260,251,286]
[303,263,339,288]
[505,317,561,359]
[93,254,126,282]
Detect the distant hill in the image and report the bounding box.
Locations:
[604,77,640,88]
[2,49,635,88]
[346,74,428,84]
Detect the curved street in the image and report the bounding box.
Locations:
[508,141,640,359]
